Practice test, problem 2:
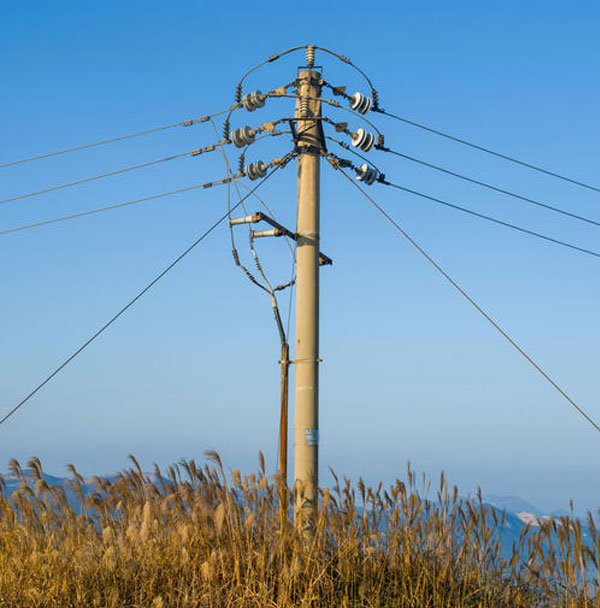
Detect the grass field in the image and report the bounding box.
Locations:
[0,452,598,607]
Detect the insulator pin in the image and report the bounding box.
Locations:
[242,90,266,112]
[231,126,256,148]
[356,163,378,185]
[349,92,372,114]
[299,97,310,118]
[246,160,268,180]
[351,128,375,152]
[306,45,315,68]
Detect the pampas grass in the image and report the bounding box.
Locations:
[0,453,597,607]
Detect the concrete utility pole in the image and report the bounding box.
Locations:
[293,68,322,526]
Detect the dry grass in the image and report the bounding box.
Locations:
[0,452,598,607]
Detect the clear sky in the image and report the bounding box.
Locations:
[1,1,599,514]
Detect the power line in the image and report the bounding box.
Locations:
[324,143,600,258]
[334,166,600,436]
[377,109,600,195]
[382,181,600,260]
[0,143,226,205]
[0,105,237,169]
[0,169,278,427]
[381,147,600,228]
[0,177,240,237]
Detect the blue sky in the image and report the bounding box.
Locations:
[1,1,599,513]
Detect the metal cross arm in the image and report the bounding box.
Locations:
[229,211,333,266]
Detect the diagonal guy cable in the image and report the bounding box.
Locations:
[0,169,279,427]
[334,166,600,435]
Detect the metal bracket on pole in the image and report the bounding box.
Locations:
[229,211,333,266]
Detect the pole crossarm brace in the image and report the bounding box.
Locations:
[229,212,333,266]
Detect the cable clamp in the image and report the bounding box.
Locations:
[333,121,349,134]
[191,145,216,156]
[269,86,288,97]
[282,358,323,365]
[323,151,354,172]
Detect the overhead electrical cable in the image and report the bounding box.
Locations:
[382,181,600,260]
[0,178,238,237]
[0,144,227,205]
[234,45,377,109]
[0,105,238,169]
[377,109,600,194]
[334,166,600,435]
[0,169,279,428]
[324,142,600,256]
[381,147,600,228]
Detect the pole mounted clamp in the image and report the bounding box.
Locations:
[289,358,323,364]
[295,144,321,157]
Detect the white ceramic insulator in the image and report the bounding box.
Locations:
[351,128,375,152]
[349,92,372,115]
[356,163,378,185]
[246,160,267,180]
[231,126,256,148]
[243,90,266,112]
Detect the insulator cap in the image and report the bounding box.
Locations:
[355,163,378,185]
[349,92,372,115]
[351,128,375,152]
[246,160,268,180]
[242,90,266,112]
[231,126,256,148]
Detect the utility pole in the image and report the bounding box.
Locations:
[293,66,322,527]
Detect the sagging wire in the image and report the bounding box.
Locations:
[211,117,298,482]
[234,45,381,112]
[209,120,296,348]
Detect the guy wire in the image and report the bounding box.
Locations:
[333,165,600,436]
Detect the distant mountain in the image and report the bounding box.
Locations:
[2,471,69,494]
[483,494,543,517]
